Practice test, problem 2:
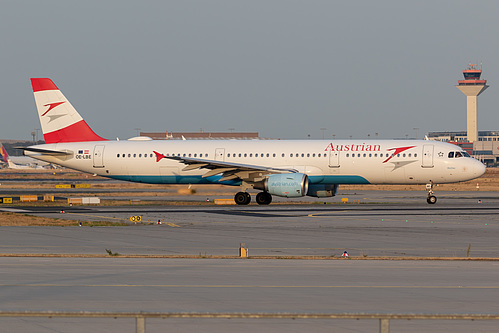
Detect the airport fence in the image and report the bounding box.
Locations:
[0,311,498,333]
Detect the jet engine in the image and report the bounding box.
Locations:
[254,173,308,198]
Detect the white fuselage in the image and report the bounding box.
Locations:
[25,139,485,187]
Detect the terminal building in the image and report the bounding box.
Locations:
[139,131,265,140]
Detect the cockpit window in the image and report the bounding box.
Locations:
[449,151,470,158]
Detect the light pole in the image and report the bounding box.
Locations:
[320,128,327,140]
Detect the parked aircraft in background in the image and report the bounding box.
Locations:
[0,143,48,169]
[23,78,486,204]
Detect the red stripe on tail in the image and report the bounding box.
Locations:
[43,120,107,143]
[31,78,59,92]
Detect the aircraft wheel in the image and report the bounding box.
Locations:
[256,192,272,205]
[427,195,437,204]
[235,192,251,205]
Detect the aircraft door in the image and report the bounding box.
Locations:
[93,145,105,168]
[328,150,340,168]
[422,144,434,168]
[215,148,225,162]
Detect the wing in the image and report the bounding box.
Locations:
[154,151,297,182]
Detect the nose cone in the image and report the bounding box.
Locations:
[474,160,486,178]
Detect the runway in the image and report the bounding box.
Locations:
[1,191,499,332]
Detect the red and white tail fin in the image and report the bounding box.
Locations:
[30,78,106,143]
[0,144,9,164]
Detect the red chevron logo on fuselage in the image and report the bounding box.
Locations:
[382,146,416,163]
[41,102,65,116]
[153,151,166,162]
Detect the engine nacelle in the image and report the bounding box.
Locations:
[255,173,309,198]
[306,184,339,198]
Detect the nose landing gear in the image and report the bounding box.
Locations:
[426,182,437,204]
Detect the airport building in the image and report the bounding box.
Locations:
[427,64,498,166]
[140,131,265,140]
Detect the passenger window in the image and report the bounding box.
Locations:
[239,153,242,157]
[139,154,142,158]
[133,154,136,158]
[312,153,316,157]
[448,152,454,158]
[117,154,120,158]
[414,153,417,157]
[346,153,349,157]
[290,153,293,157]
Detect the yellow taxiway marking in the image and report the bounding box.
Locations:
[65,212,125,221]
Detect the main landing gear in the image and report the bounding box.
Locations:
[256,192,272,205]
[234,192,272,205]
[426,182,437,204]
[234,192,251,205]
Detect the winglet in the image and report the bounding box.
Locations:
[30,78,107,144]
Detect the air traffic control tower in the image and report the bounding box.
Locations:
[456,63,488,142]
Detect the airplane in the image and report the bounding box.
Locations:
[0,143,48,169]
[23,78,486,205]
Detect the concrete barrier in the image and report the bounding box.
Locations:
[20,195,38,202]
[68,197,100,205]
[214,199,236,205]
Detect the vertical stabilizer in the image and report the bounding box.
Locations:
[0,144,8,164]
[30,78,106,143]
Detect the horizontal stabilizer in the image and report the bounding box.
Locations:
[19,147,73,156]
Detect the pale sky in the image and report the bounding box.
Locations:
[1,0,498,141]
